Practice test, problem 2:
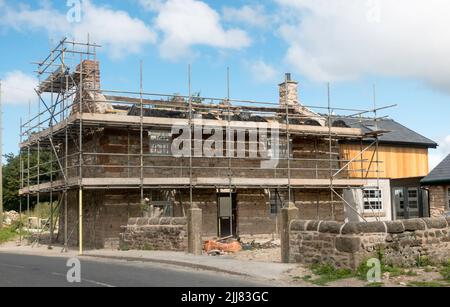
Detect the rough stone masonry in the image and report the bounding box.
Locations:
[120,217,188,251]
[288,217,450,269]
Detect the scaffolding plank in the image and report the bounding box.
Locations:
[19,177,367,194]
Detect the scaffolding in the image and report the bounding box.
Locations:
[18,38,393,254]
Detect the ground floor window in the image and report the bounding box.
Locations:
[150,190,173,217]
[363,189,382,210]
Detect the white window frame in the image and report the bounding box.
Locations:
[363,189,383,211]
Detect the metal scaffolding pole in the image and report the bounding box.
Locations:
[227,67,233,236]
[78,54,84,256]
[328,83,335,220]
[188,65,193,208]
[0,81,3,227]
[140,61,144,203]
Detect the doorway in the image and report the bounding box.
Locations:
[217,193,237,237]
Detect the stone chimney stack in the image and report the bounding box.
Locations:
[278,73,326,126]
[78,60,101,91]
[72,60,112,114]
[279,73,299,108]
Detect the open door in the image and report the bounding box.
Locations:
[217,194,237,237]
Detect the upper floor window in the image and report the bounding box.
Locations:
[363,189,382,210]
[267,137,292,159]
[149,130,171,156]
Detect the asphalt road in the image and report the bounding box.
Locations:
[0,252,269,287]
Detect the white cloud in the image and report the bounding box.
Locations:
[138,0,164,11]
[1,71,38,105]
[248,59,278,83]
[153,0,251,60]
[275,0,450,92]
[1,0,156,59]
[429,135,450,170]
[222,5,269,28]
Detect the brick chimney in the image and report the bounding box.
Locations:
[72,60,112,114]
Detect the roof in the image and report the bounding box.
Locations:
[421,154,450,185]
[332,116,438,148]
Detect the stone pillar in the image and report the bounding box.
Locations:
[281,202,299,263]
[188,207,203,255]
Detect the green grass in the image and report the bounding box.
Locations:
[0,226,18,244]
[309,264,355,286]
[440,261,450,281]
[416,256,433,267]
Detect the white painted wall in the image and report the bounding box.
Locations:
[343,179,392,222]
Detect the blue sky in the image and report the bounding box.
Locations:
[0,0,450,168]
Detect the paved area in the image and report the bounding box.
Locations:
[0,251,274,287]
[0,242,301,286]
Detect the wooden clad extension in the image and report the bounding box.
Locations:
[340,144,429,179]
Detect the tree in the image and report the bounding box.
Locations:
[3,153,21,211]
[2,152,54,212]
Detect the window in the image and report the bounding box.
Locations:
[149,130,171,156]
[269,189,283,214]
[363,189,382,210]
[408,188,419,209]
[151,190,173,217]
[267,137,292,159]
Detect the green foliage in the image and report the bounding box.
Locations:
[417,256,433,267]
[0,226,17,244]
[2,152,55,212]
[440,260,450,281]
[3,153,21,211]
[309,263,355,286]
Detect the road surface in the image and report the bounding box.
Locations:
[0,252,270,287]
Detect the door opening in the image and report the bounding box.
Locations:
[217,193,237,237]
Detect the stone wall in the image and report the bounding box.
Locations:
[288,217,450,269]
[429,185,449,217]
[120,217,187,251]
[58,190,141,249]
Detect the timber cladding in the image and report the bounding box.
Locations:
[340,144,429,179]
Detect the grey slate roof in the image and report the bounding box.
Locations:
[332,116,438,148]
[421,154,450,185]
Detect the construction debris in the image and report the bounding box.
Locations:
[203,238,242,255]
[240,238,281,251]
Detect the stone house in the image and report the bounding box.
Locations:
[421,154,450,217]
[19,57,438,250]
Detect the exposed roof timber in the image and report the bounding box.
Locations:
[20,113,365,148]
